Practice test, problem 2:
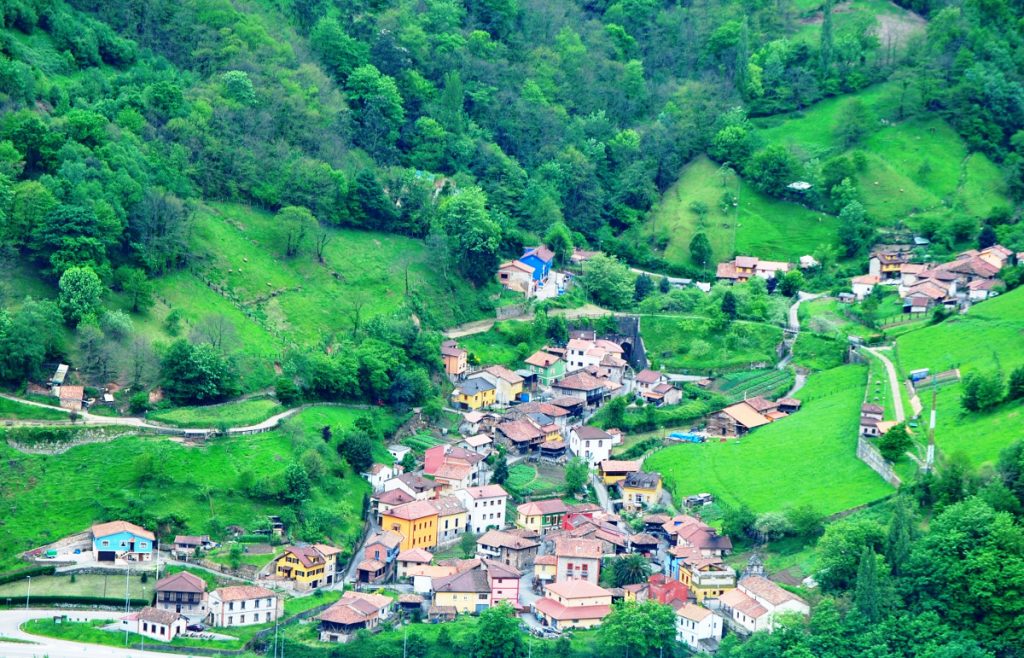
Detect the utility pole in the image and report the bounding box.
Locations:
[25,576,30,610]
[925,374,937,472]
[124,565,130,646]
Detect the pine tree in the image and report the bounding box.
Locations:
[819,0,835,77]
[854,546,881,622]
[885,496,914,577]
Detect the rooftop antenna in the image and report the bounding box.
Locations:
[925,374,937,472]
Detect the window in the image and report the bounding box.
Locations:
[143,622,149,632]
[229,602,234,611]
[240,615,245,623]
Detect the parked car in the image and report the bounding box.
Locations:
[187,623,206,632]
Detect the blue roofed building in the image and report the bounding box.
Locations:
[520,246,555,282]
[92,520,156,563]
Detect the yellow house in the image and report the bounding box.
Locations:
[598,459,642,486]
[431,496,468,545]
[432,569,491,614]
[451,377,496,410]
[380,500,439,551]
[274,545,336,589]
[480,366,524,405]
[620,472,662,512]
[515,499,569,532]
[678,558,737,603]
[533,555,557,584]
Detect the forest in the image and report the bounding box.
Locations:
[1,0,1024,654]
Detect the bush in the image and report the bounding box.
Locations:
[0,565,56,586]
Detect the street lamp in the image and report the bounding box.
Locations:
[25,575,31,609]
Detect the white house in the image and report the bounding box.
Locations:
[564,339,626,374]
[386,445,411,463]
[208,586,281,627]
[568,426,621,467]
[361,463,401,493]
[851,274,880,300]
[719,576,809,634]
[453,484,509,534]
[675,603,723,653]
[121,607,187,643]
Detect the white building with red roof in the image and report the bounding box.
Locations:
[534,580,613,630]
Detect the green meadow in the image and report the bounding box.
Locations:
[642,315,783,373]
[755,83,1011,234]
[0,406,381,571]
[642,155,838,269]
[647,365,893,514]
[146,397,284,428]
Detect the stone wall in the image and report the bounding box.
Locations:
[856,436,902,488]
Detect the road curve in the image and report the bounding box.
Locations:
[0,608,190,658]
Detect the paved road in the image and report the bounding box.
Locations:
[0,609,187,658]
[862,346,906,422]
[590,474,613,513]
[776,291,822,378]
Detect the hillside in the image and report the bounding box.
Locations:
[647,365,893,515]
[0,405,383,572]
[639,155,839,269]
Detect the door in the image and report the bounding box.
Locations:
[175,604,181,613]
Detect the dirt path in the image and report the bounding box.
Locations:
[862,346,906,423]
[443,304,618,338]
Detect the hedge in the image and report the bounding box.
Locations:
[0,595,149,607]
[0,565,57,586]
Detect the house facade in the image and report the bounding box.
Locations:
[92,521,155,563]
[154,571,207,619]
[620,472,663,512]
[520,246,555,282]
[121,607,187,643]
[273,544,339,589]
[451,377,497,410]
[317,592,392,643]
[554,537,603,584]
[208,586,280,627]
[524,350,566,387]
[431,496,468,545]
[534,580,612,630]
[476,530,539,570]
[516,499,569,531]
[719,576,809,634]
[497,260,537,297]
[454,484,509,534]
[433,568,492,614]
[568,426,620,466]
[675,603,723,653]
[441,340,468,379]
[381,500,440,551]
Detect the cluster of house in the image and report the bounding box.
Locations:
[715,255,820,285]
[849,244,1018,312]
[123,571,283,642]
[342,475,809,652]
[706,395,802,438]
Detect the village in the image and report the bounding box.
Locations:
[6,240,1021,656]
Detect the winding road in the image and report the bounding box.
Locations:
[0,609,187,658]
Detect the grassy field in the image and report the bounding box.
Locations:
[641,155,839,269]
[889,288,1024,467]
[646,365,894,515]
[0,573,152,600]
[147,397,284,428]
[895,288,1024,377]
[755,83,1011,234]
[792,332,848,371]
[790,0,927,47]
[642,315,783,373]
[0,397,69,421]
[505,463,563,497]
[0,406,381,571]
[799,298,880,340]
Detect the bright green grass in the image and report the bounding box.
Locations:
[0,397,68,421]
[799,297,879,339]
[929,387,1024,468]
[106,201,495,392]
[642,155,839,269]
[895,288,1024,377]
[0,408,376,570]
[792,333,847,371]
[147,397,284,428]
[755,83,1011,230]
[642,315,783,372]
[0,574,151,600]
[646,365,894,514]
[458,320,544,368]
[206,547,279,569]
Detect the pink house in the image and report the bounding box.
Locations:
[484,559,522,608]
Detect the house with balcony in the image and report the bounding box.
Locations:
[91,521,155,563]
[475,530,539,570]
[154,571,207,620]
